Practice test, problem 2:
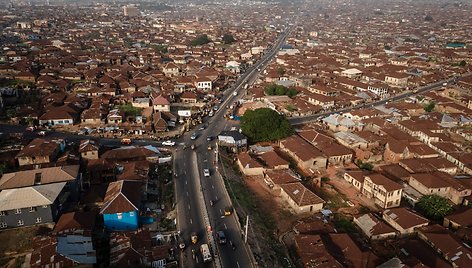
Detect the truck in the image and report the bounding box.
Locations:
[200,244,212,263]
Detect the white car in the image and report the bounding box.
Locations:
[233,91,238,96]
[203,169,210,177]
[162,140,175,146]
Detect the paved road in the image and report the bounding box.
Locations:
[174,26,294,268]
[288,72,472,125]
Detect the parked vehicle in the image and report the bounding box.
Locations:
[200,244,212,263]
[121,138,132,145]
[37,131,47,136]
[203,168,210,177]
[191,132,198,140]
[162,140,175,146]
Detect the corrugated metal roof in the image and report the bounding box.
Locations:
[0,182,66,211]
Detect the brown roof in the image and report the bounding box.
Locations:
[294,235,343,267]
[409,171,452,189]
[53,211,97,233]
[15,138,62,158]
[264,169,299,185]
[445,208,472,227]
[366,173,402,192]
[257,151,289,168]
[0,165,79,190]
[281,135,325,161]
[280,182,324,206]
[100,180,142,214]
[383,207,429,230]
[238,152,263,169]
[79,139,99,153]
[323,233,379,268]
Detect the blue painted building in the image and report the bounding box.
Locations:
[100,180,142,231]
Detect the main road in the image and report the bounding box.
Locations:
[288,72,472,125]
[174,25,294,268]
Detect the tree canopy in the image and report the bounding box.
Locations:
[264,84,298,98]
[241,108,293,142]
[424,101,435,112]
[416,195,453,221]
[190,34,211,46]
[222,33,235,44]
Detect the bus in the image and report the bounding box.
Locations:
[200,244,212,263]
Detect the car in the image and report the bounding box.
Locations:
[346,200,355,207]
[162,140,175,146]
[233,91,238,96]
[190,132,198,140]
[121,138,132,145]
[216,231,227,244]
[26,126,36,132]
[223,207,233,216]
[206,136,213,141]
[208,110,214,117]
[191,233,198,244]
[199,124,206,131]
[179,239,186,250]
[191,144,196,150]
[203,169,210,177]
[213,105,219,111]
[207,145,212,151]
[37,131,47,136]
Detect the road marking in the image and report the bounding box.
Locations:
[224,223,227,229]
[219,209,222,215]
[190,218,192,224]
[196,257,199,264]
[188,205,191,210]
[237,261,241,268]
[185,180,188,185]
[186,192,189,197]
[212,184,214,189]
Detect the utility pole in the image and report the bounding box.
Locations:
[245,215,249,243]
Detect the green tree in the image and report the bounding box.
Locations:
[459,60,467,66]
[264,84,298,98]
[356,160,373,171]
[424,101,435,112]
[424,15,433,21]
[118,103,142,117]
[222,33,235,44]
[190,34,211,46]
[416,195,453,220]
[276,67,285,76]
[241,108,293,142]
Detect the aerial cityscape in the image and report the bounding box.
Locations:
[0,0,471,267]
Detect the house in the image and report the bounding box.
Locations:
[385,72,409,87]
[382,207,429,235]
[15,138,65,167]
[334,131,369,150]
[79,139,99,160]
[353,213,397,240]
[237,152,264,176]
[294,235,343,267]
[107,109,124,124]
[263,169,299,190]
[408,171,472,205]
[418,225,472,267]
[53,211,97,265]
[279,182,324,213]
[162,62,180,77]
[257,150,289,170]
[180,91,198,103]
[109,228,170,268]
[30,236,76,268]
[363,174,403,208]
[280,135,327,172]
[100,180,142,231]
[39,105,80,126]
[343,170,370,191]
[195,76,212,91]
[323,114,364,132]
[217,131,248,152]
[298,130,353,165]
[383,139,411,163]
[444,208,472,230]
[81,108,102,124]
[151,94,171,112]
[323,233,379,268]
[0,182,70,230]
